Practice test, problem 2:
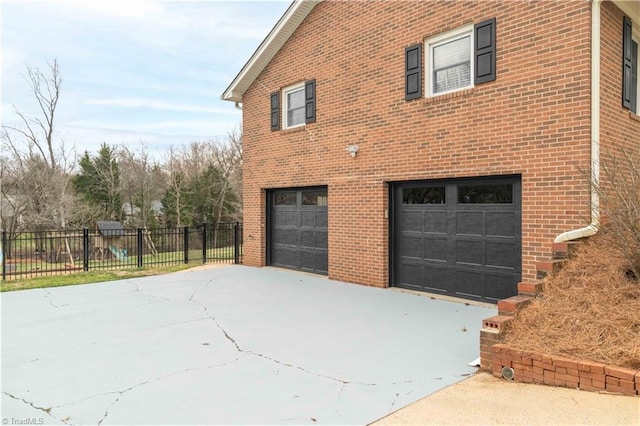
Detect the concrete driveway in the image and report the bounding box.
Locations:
[1,265,493,425]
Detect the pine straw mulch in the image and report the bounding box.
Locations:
[503,234,640,369]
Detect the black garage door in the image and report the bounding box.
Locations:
[391,177,521,302]
[268,187,328,275]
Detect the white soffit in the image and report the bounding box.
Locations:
[221,0,322,103]
[613,0,640,23]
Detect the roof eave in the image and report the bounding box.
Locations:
[221,0,322,103]
[613,0,640,24]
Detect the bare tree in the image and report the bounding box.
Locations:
[1,60,76,262]
[210,127,243,226]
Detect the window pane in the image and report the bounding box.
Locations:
[433,36,470,69]
[434,63,470,93]
[402,187,445,204]
[288,88,305,108]
[458,184,513,204]
[288,107,305,127]
[302,190,328,206]
[432,35,471,93]
[274,192,296,205]
[287,88,305,127]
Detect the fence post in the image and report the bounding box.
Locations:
[2,231,6,280]
[202,223,207,264]
[183,226,189,264]
[83,228,90,271]
[137,228,143,268]
[234,222,240,264]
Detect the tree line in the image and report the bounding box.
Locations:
[1,61,242,248]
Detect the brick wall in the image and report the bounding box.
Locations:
[599,1,640,184]
[492,344,640,396]
[241,1,594,286]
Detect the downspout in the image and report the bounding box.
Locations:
[555,0,601,243]
[234,101,243,110]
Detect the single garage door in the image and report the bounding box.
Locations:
[269,187,328,275]
[392,177,521,302]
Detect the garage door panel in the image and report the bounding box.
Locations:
[285,211,300,226]
[315,212,328,228]
[400,211,423,231]
[399,236,423,259]
[485,274,516,301]
[300,229,315,248]
[486,212,516,237]
[486,241,516,269]
[456,212,484,236]
[397,262,423,288]
[285,248,301,267]
[456,239,484,266]
[270,188,328,275]
[271,248,286,266]
[423,266,451,293]
[284,229,299,246]
[272,229,286,245]
[300,250,316,271]
[424,237,447,261]
[301,211,317,227]
[424,211,448,233]
[455,270,484,299]
[315,253,328,274]
[393,177,521,303]
[316,231,328,249]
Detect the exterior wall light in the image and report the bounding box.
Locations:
[346,144,359,157]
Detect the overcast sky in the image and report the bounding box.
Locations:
[0,0,289,157]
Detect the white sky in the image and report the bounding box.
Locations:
[0,0,290,156]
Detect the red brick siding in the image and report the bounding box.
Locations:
[492,344,640,396]
[242,1,593,286]
[600,1,640,185]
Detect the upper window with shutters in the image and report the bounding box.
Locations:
[622,16,639,114]
[404,18,496,101]
[270,80,316,131]
[426,25,474,96]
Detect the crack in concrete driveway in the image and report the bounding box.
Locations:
[1,265,493,425]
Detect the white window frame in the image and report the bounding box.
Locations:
[425,24,474,97]
[282,82,306,129]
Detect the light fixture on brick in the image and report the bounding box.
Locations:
[346,144,359,157]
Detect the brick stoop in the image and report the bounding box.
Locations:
[491,344,640,396]
[479,241,579,380]
[477,239,638,397]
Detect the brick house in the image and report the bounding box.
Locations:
[222,0,640,304]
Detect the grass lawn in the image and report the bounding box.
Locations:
[0,264,198,293]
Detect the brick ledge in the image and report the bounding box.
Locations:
[491,343,640,396]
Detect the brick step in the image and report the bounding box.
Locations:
[497,295,533,316]
[482,314,513,332]
[536,260,566,279]
[518,280,544,295]
[552,241,582,260]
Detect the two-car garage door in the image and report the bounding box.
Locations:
[391,177,521,302]
[268,178,521,303]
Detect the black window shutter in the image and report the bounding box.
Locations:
[632,40,638,113]
[622,16,633,109]
[305,79,316,124]
[270,91,280,131]
[474,18,497,84]
[405,44,422,100]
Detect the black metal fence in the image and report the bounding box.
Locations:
[1,223,243,280]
